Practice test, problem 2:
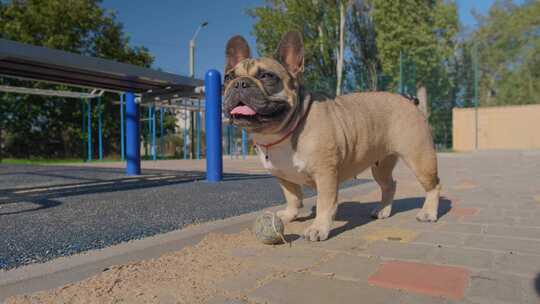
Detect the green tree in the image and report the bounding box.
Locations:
[372,0,459,97]
[471,0,540,106]
[249,0,341,94]
[370,0,459,149]
[0,0,154,159]
[346,0,381,91]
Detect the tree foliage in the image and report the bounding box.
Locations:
[372,0,459,96]
[346,0,381,91]
[0,0,154,158]
[472,0,540,106]
[249,0,342,94]
[249,0,459,97]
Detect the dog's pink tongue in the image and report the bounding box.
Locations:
[231,105,257,116]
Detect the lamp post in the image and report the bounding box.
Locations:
[189,21,208,158]
[189,21,208,78]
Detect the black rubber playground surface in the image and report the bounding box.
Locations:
[0,164,370,270]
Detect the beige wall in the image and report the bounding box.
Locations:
[453,104,540,151]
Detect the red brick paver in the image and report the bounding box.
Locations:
[449,206,480,217]
[367,260,470,300]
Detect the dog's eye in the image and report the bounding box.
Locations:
[224,73,236,82]
[260,72,275,80]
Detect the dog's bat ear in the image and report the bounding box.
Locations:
[275,31,304,78]
[225,35,251,72]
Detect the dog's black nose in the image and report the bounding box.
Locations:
[233,78,252,89]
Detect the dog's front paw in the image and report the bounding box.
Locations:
[416,209,438,222]
[276,208,299,223]
[303,222,330,242]
[371,205,392,219]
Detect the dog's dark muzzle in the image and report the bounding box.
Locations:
[224,77,289,119]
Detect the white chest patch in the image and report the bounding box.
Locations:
[292,153,307,172]
[257,144,310,184]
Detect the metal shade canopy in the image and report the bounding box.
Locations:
[0,38,203,93]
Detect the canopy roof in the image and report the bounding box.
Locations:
[0,38,203,93]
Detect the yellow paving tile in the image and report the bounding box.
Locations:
[361,227,419,243]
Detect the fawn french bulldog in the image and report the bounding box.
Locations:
[223,31,441,241]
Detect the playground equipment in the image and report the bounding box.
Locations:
[82,93,224,173]
[0,38,250,180]
[0,38,201,175]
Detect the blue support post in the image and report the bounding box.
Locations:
[152,106,157,161]
[183,107,188,159]
[205,69,223,182]
[241,128,247,160]
[224,125,229,155]
[196,109,202,159]
[160,107,164,159]
[98,97,103,160]
[82,100,86,160]
[125,92,140,175]
[227,125,233,156]
[147,106,152,158]
[229,125,234,160]
[120,93,125,161]
[87,98,92,162]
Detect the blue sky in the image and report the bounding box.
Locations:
[101,0,505,79]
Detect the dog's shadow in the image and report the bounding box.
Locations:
[291,196,453,240]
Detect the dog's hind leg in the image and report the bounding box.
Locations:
[400,145,441,222]
[370,154,398,219]
[276,178,303,223]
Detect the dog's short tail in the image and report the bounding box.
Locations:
[400,93,420,106]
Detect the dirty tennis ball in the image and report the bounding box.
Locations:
[253,213,285,245]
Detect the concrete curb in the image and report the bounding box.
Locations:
[0,181,376,301]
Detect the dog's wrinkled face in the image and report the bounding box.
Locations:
[223,32,304,133]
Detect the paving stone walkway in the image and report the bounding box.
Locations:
[4,151,539,304]
[208,151,540,304]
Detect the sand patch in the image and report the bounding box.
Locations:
[6,231,263,304]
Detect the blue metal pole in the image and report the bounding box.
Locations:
[120,93,125,161]
[82,100,86,160]
[224,125,228,155]
[148,107,152,159]
[183,108,188,160]
[125,92,140,175]
[160,107,164,159]
[152,106,156,160]
[147,106,152,158]
[196,109,201,159]
[87,98,92,162]
[205,69,223,182]
[233,126,238,159]
[230,125,234,160]
[225,125,230,155]
[98,97,103,160]
[242,128,247,160]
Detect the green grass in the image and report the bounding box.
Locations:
[1,158,85,165]
[1,156,184,165]
[0,158,127,165]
